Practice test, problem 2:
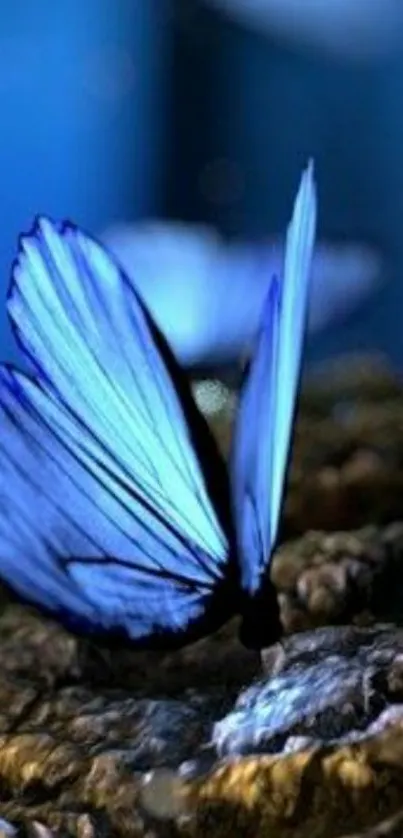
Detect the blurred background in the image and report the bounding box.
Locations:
[1,0,403,374]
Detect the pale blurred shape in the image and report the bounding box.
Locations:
[192,379,235,415]
[140,768,185,820]
[0,818,17,837]
[102,221,383,368]
[205,0,403,60]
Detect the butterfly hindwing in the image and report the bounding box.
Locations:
[232,163,317,594]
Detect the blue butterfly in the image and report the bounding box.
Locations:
[0,163,316,650]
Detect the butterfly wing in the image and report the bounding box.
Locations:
[0,220,235,646]
[232,163,317,596]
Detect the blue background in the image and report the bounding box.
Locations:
[1,0,402,368]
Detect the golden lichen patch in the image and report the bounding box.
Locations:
[181,724,403,838]
[0,734,81,792]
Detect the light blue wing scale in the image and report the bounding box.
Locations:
[13,369,219,582]
[232,163,317,594]
[270,164,317,534]
[0,366,216,639]
[8,219,227,565]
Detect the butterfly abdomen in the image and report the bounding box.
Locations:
[238,574,283,650]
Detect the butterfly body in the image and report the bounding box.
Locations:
[0,164,316,651]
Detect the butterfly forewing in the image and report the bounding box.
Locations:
[8,221,227,562]
[0,222,235,645]
[232,163,317,595]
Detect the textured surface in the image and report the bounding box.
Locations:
[0,355,402,835]
[0,608,401,835]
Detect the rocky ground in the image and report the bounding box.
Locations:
[1,353,403,836]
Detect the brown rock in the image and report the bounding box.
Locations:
[300,352,403,414]
[272,524,403,635]
[1,619,403,835]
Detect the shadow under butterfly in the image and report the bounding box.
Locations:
[0,163,316,651]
